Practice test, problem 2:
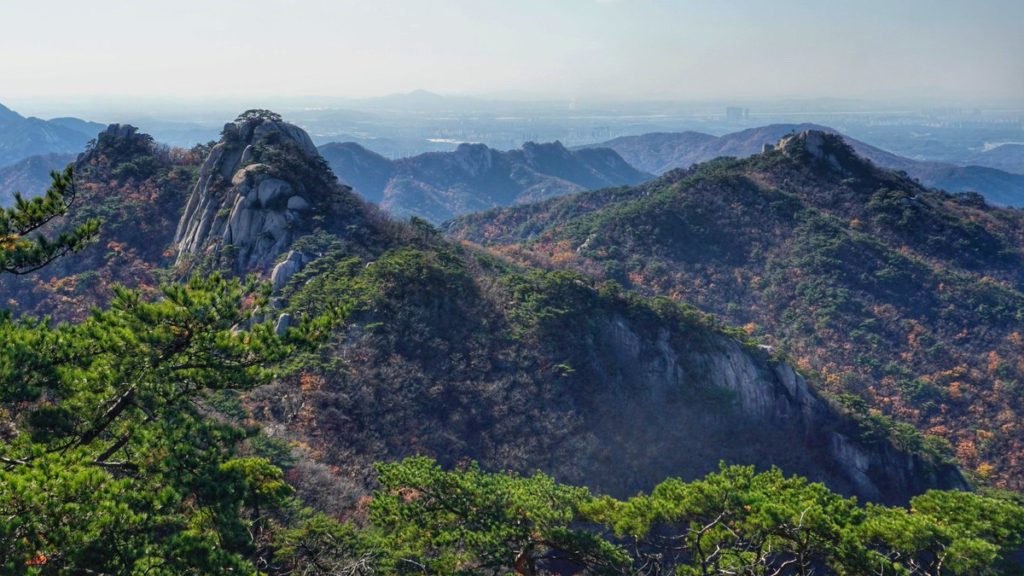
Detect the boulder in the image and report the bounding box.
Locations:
[271,251,304,291]
[257,178,292,206]
[254,121,319,157]
[286,195,311,211]
[231,164,263,186]
[274,313,292,336]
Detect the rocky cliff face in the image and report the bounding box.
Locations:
[582,314,966,502]
[774,130,871,175]
[175,110,365,272]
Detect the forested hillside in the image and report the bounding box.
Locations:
[0,125,200,319]
[449,130,1024,490]
[14,114,957,502]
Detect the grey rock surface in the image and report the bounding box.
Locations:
[271,251,305,291]
[174,112,355,272]
[588,313,967,502]
[274,312,293,336]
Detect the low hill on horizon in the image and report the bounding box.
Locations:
[967,143,1024,175]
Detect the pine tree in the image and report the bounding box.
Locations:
[0,170,299,574]
[0,166,98,275]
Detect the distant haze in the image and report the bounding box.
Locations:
[3,0,1023,110]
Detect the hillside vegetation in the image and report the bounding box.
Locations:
[2,118,1017,574]
[0,125,201,319]
[449,131,1024,489]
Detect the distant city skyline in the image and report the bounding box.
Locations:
[3,0,1022,110]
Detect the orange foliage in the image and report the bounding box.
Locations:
[956,439,978,464]
[976,462,995,479]
[986,350,1002,375]
[947,381,964,401]
[299,372,326,393]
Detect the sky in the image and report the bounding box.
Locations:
[3,0,1023,107]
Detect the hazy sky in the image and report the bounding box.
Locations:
[3,0,1022,104]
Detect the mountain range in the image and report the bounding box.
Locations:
[318,140,651,222]
[448,130,1024,490]
[0,152,75,207]
[0,115,966,508]
[0,102,104,168]
[583,123,1024,206]
[318,123,1023,223]
[3,101,1020,221]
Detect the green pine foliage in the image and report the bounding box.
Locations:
[273,456,1024,575]
[0,272,300,574]
[0,165,98,275]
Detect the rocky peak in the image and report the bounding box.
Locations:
[77,124,153,162]
[174,110,360,273]
[72,124,160,184]
[451,143,497,176]
[521,140,571,162]
[97,123,141,140]
[773,130,869,174]
[221,109,319,159]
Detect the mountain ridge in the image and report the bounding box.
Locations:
[967,143,1024,175]
[0,152,76,207]
[319,139,651,223]
[0,102,105,168]
[581,123,1024,206]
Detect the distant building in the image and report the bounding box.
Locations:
[726,107,749,121]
